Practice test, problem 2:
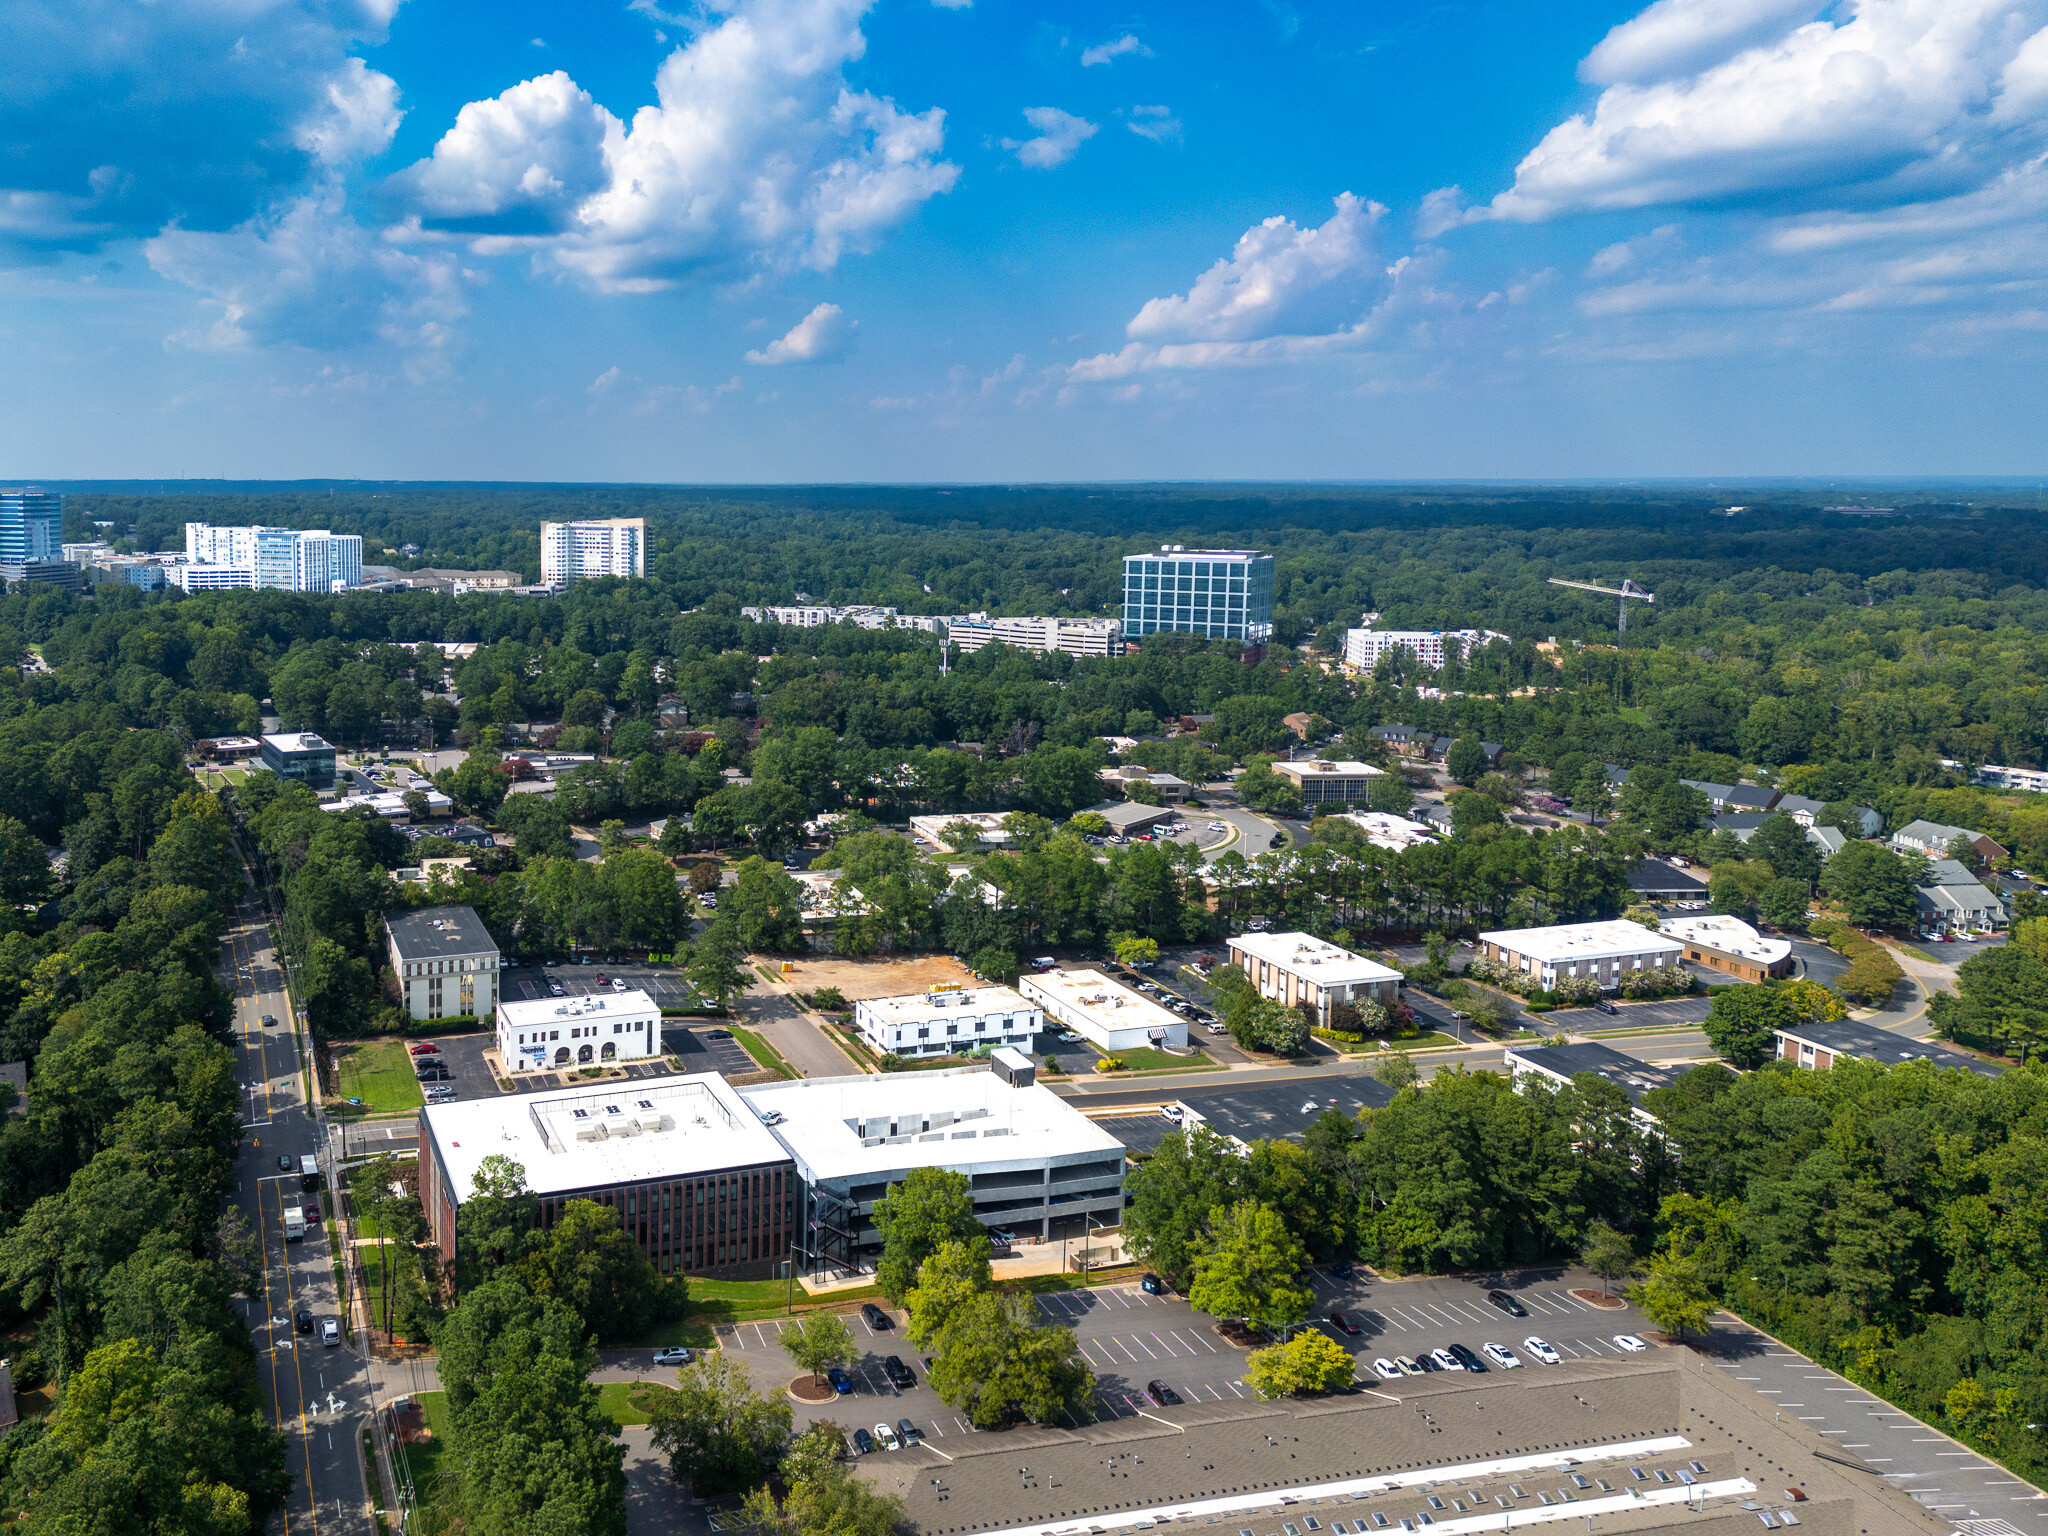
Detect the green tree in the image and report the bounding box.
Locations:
[1820,841,1926,929]
[904,1235,991,1351]
[1187,1200,1312,1330]
[1372,1048,1419,1090]
[1445,737,1488,786]
[648,1353,793,1497]
[872,1167,982,1304]
[1581,1221,1638,1299]
[927,1291,1095,1427]
[1759,875,1811,930]
[685,918,754,1013]
[779,1312,857,1390]
[1702,984,1781,1069]
[1749,814,1822,887]
[1237,757,1304,815]
[1246,1329,1358,1397]
[1369,772,1415,813]
[1628,1253,1715,1337]
[1121,1126,1255,1283]
[523,1198,664,1344]
[1449,788,1505,837]
[723,856,810,952]
[1114,935,1161,967]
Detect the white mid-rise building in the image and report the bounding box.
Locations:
[1226,932,1403,1027]
[1342,627,1509,673]
[181,523,361,592]
[498,989,664,1072]
[1978,764,2048,794]
[947,615,1124,658]
[1477,920,1685,991]
[171,563,258,592]
[853,985,1041,1058]
[540,517,646,583]
[1270,758,1385,805]
[1018,968,1187,1052]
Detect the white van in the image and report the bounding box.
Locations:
[1030,956,1057,971]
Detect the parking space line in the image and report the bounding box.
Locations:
[1545,1291,1592,1311]
[1173,1327,1218,1355]
[1226,1380,1245,1397]
[1127,1334,1159,1359]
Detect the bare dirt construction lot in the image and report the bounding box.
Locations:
[776,953,979,1001]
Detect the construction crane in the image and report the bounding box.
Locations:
[1547,576,1655,640]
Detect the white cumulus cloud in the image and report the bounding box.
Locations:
[1483,0,2048,223]
[1082,34,1152,66]
[1005,107,1098,169]
[1125,105,1182,145]
[295,59,403,167]
[744,301,856,364]
[395,0,958,291]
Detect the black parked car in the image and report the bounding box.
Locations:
[1486,1289,1529,1318]
[1448,1342,1488,1373]
[882,1355,916,1389]
[861,1303,892,1331]
[1144,1379,1182,1406]
[852,1428,875,1455]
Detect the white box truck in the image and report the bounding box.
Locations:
[283,1206,307,1242]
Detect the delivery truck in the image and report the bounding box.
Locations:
[283,1206,307,1242]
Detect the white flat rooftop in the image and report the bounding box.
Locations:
[499,988,660,1026]
[1337,811,1441,850]
[739,1068,1122,1179]
[421,1071,787,1200]
[1272,759,1383,779]
[1023,968,1187,1036]
[859,984,1034,1026]
[1479,919,1685,965]
[1229,931,1403,986]
[1659,914,1793,966]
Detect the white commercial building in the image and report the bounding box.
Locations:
[384,905,501,1022]
[1337,810,1442,851]
[854,985,1041,1058]
[170,563,258,591]
[1978,764,2048,794]
[418,1072,797,1280]
[1226,932,1403,1028]
[498,989,664,1072]
[739,1066,1128,1261]
[1658,913,1794,981]
[1477,920,1685,991]
[1270,758,1384,805]
[908,811,1013,850]
[947,614,1124,658]
[182,523,362,591]
[1342,627,1509,672]
[1019,968,1187,1052]
[540,517,646,583]
[742,604,900,628]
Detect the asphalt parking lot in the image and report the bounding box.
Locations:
[708,1270,1660,1444]
[504,961,703,1009]
[665,1025,756,1077]
[1545,996,1713,1033]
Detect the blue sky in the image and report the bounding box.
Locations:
[3,0,2045,481]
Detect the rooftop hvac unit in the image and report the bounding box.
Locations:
[575,1122,607,1142]
[636,1112,671,1132]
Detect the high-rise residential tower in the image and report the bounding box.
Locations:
[540,517,646,584]
[1120,545,1274,642]
[182,523,361,592]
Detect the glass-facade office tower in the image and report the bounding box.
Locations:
[1120,546,1274,642]
[184,522,361,591]
[0,487,62,565]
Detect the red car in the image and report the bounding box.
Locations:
[594,973,608,985]
[409,1043,438,1056]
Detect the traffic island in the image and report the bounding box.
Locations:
[788,1374,838,1404]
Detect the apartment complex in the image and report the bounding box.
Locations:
[0,487,62,566]
[385,904,501,1022]
[540,517,646,583]
[1120,546,1274,643]
[1978,763,2048,794]
[1341,626,1508,672]
[946,614,1124,658]
[1225,932,1402,1028]
[182,523,363,592]
[1270,758,1384,805]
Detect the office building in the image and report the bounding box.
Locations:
[907,812,1015,850]
[499,989,663,1072]
[1502,1040,1685,1133]
[853,985,1041,1059]
[182,523,362,592]
[1018,968,1187,1052]
[1659,913,1794,981]
[540,517,646,583]
[0,488,61,567]
[0,560,81,592]
[740,1066,1127,1262]
[1225,932,1402,1028]
[258,730,336,786]
[1476,920,1685,991]
[1978,763,2048,794]
[1341,627,1508,672]
[1120,546,1273,643]
[1772,1015,1996,1077]
[742,604,900,628]
[385,904,501,1022]
[418,1073,796,1281]
[1337,810,1442,851]
[1269,758,1384,805]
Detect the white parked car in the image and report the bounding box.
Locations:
[1393,1355,1423,1376]
[1428,1348,1464,1372]
[872,1422,899,1451]
[1482,1342,1521,1369]
[1522,1336,1561,1364]
[611,977,628,992]
[1057,1030,1085,1044]
[1372,1357,1402,1380]
[1613,1333,1648,1353]
[1208,821,1227,831]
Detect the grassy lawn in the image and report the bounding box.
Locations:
[330,1040,425,1114]
[1370,1031,1459,1053]
[394,1391,457,1534]
[727,1024,795,1079]
[1095,1046,1212,1073]
[596,1380,678,1426]
[625,1276,889,1346]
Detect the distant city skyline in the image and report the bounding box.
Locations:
[3,0,2045,481]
